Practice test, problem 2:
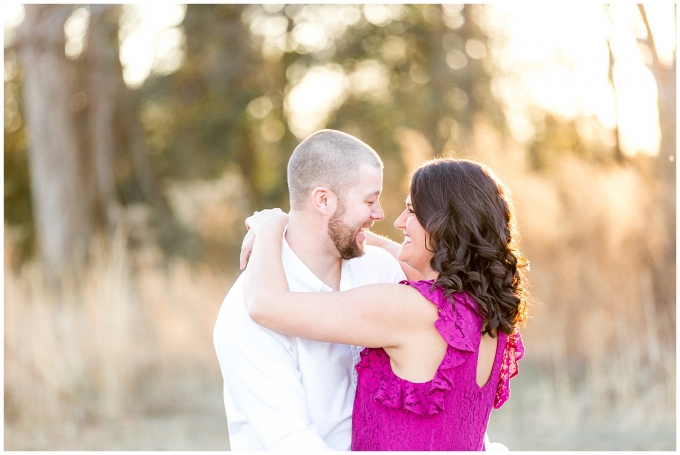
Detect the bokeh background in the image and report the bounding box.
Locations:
[4,3,676,450]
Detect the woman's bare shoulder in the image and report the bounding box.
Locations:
[350,282,438,321]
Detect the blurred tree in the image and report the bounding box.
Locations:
[637,5,676,167]
[332,5,503,155]
[17,5,98,282]
[137,4,300,262]
[635,5,676,318]
[8,4,510,269]
[14,5,169,282]
[4,46,34,264]
[140,4,295,207]
[83,5,125,226]
[605,22,623,162]
[84,5,172,245]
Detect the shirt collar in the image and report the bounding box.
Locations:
[339,257,352,291]
[281,226,353,293]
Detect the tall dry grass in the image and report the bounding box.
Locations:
[4,222,231,448]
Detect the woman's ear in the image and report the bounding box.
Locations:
[311,187,338,215]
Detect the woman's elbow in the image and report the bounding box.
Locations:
[247,304,266,324]
[245,294,270,325]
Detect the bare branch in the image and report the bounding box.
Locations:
[637,5,661,70]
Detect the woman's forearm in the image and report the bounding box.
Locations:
[365,231,425,281]
[366,231,401,259]
[242,224,288,322]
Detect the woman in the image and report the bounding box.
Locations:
[243,158,528,451]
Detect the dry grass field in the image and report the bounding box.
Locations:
[4,230,232,450]
[4,133,675,450]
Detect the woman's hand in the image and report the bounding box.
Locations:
[245,208,288,233]
[239,209,289,270]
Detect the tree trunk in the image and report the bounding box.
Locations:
[637,5,676,324]
[18,5,96,282]
[86,5,172,232]
[605,6,624,162]
[638,5,676,167]
[84,5,123,230]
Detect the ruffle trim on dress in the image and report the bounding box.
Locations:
[355,280,476,417]
[493,331,524,409]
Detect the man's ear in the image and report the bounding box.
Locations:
[311,187,338,215]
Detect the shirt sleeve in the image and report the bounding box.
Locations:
[215,302,332,451]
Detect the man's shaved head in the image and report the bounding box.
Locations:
[287,129,383,210]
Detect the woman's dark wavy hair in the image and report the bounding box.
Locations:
[410,158,528,336]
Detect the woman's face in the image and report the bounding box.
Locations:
[394,194,436,279]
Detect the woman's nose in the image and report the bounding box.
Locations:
[394,209,407,229]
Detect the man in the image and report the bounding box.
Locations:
[213,130,406,450]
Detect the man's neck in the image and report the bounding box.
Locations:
[285,210,343,291]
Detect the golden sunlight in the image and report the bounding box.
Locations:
[484,3,674,156]
[118,4,187,89]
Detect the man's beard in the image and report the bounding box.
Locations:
[328,201,367,260]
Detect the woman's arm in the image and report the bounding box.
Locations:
[242,211,437,349]
[240,213,425,283]
[365,231,426,281]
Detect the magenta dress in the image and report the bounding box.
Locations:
[351,280,524,451]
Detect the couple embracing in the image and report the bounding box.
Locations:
[214,129,527,451]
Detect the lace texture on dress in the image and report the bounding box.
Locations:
[355,280,476,417]
[493,331,524,409]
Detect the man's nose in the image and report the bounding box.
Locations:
[372,201,385,221]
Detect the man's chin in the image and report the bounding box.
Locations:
[339,241,365,260]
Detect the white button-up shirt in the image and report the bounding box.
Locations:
[213,235,406,451]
